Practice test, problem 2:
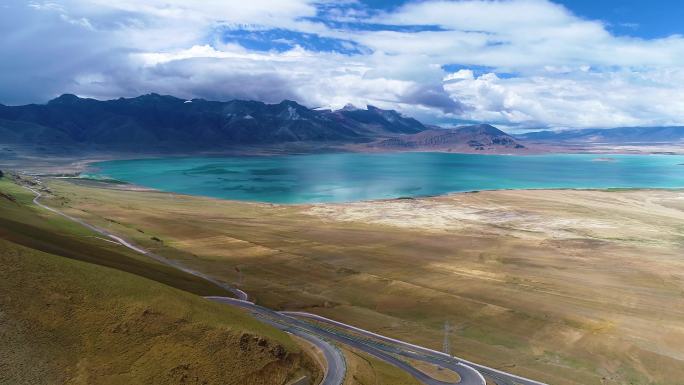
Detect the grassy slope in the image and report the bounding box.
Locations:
[0,178,321,385]
[0,178,228,296]
[43,179,684,385]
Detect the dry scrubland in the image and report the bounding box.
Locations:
[43,180,684,385]
[0,179,320,385]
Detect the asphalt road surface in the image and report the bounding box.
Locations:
[208,297,347,385]
[208,296,484,385]
[285,312,547,385]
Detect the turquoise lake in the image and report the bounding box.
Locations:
[91,153,684,204]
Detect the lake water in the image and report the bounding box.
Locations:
[91,153,684,204]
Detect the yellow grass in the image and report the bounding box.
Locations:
[399,357,461,383]
[0,238,321,385]
[42,179,684,385]
[0,177,321,385]
[342,348,421,385]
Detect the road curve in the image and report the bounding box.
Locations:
[288,331,345,385]
[208,297,346,385]
[283,310,484,385]
[23,181,546,385]
[208,296,474,385]
[286,312,547,385]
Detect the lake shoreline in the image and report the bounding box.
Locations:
[88,153,684,204]
[60,176,684,207]
[3,139,684,176]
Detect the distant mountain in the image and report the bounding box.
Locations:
[518,126,684,144]
[333,104,426,135]
[371,124,526,152]
[0,94,426,150]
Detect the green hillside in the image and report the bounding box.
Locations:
[0,177,321,385]
[0,177,228,296]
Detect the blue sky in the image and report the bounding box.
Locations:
[360,0,684,38]
[2,0,684,129]
[554,0,684,38]
[225,0,684,52]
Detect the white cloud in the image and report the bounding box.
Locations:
[444,68,684,128]
[81,0,318,24]
[3,0,684,129]
[358,0,684,69]
[444,70,475,82]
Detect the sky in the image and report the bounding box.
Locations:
[2,0,684,130]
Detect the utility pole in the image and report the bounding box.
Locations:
[443,321,451,356]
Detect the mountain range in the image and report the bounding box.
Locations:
[371,123,526,152]
[0,94,425,150]
[1,94,682,153]
[518,126,684,144]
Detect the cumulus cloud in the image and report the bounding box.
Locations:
[2,0,684,129]
[444,67,684,128]
[401,84,467,114]
[364,0,684,69]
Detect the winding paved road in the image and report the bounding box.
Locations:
[285,312,547,385]
[208,297,346,385]
[207,297,485,385]
[23,181,547,385]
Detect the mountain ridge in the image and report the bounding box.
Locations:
[0,93,426,149]
[518,126,684,143]
[370,124,526,152]
[3,94,682,154]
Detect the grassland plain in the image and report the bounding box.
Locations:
[40,178,684,385]
[0,178,322,385]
